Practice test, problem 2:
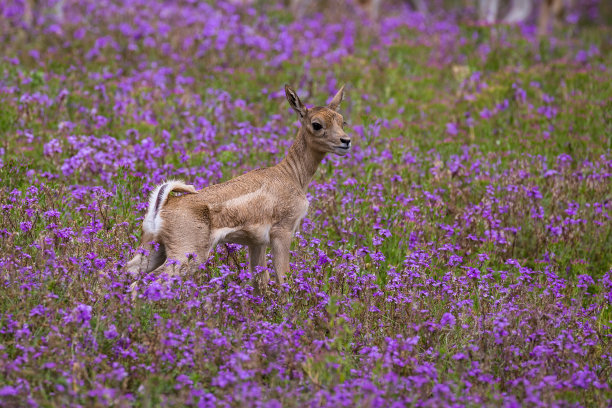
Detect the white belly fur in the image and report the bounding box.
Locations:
[211,224,271,246]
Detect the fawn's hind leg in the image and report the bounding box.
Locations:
[127,240,167,299]
[153,217,213,277]
[130,218,211,299]
[128,243,209,299]
[152,237,213,277]
[129,245,207,300]
[126,240,166,276]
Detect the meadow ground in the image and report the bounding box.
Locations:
[0,1,611,406]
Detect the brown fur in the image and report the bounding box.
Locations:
[538,0,568,36]
[127,85,350,293]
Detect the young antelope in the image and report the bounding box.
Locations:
[127,85,350,291]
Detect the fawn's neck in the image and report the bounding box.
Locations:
[277,126,325,191]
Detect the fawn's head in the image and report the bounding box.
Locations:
[285,84,351,156]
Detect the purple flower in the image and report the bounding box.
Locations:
[43,209,61,218]
[212,370,236,388]
[453,353,467,360]
[144,282,163,301]
[446,122,458,136]
[43,139,63,156]
[104,324,118,339]
[72,304,92,326]
[0,386,18,396]
[575,50,588,63]
[175,374,193,390]
[440,313,456,327]
[479,108,493,119]
[477,253,489,263]
[577,274,594,290]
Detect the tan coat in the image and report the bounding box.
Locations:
[127,85,350,293]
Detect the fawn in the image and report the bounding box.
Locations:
[127,85,350,292]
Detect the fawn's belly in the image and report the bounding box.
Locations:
[211,224,271,246]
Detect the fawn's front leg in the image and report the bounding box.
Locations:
[249,244,268,294]
[271,231,292,285]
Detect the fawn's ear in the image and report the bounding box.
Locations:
[328,85,345,111]
[285,85,307,118]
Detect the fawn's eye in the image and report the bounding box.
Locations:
[343,121,348,127]
[312,122,322,131]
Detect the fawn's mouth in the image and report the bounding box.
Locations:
[334,145,351,155]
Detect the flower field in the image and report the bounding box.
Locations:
[0,0,611,406]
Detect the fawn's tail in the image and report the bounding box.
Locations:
[142,180,197,235]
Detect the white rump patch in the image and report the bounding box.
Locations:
[142,180,196,235]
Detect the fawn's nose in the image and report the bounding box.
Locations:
[340,137,351,146]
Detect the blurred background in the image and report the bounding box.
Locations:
[3,0,611,31]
